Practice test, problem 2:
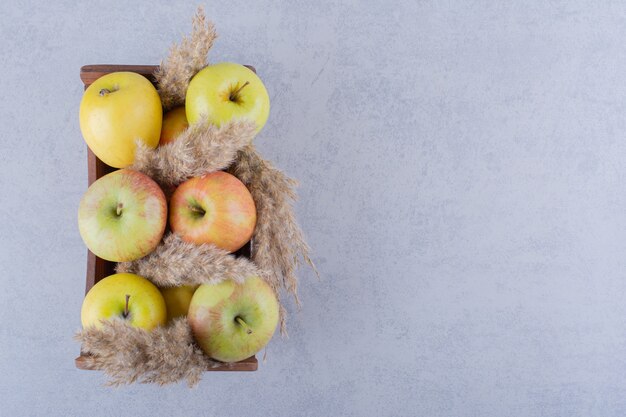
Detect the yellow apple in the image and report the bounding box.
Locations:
[81,273,167,330]
[160,285,199,322]
[80,72,162,168]
[159,106,189,145]
[185,62,270,134]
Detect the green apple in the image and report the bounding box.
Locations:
[161,285,199,322]
[185,62,270,134]
[78,169,167,262]
[81,273,167,330]
[169,171,256,253]
[80,71,162,168]
[188,276,279,362]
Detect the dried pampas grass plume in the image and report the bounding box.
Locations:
[155,6,216,110]
[117,233,263,287]
[229,145,318,334]
[75,318,220,386]
[131,119,256,188]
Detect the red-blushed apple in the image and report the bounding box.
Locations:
[188,276,279,362]
[81,273,167,330]
[78,169,167,262]
[159,106,189,145]
[169,171,256,252]
[160,285,199,322]
[185,62,270,135]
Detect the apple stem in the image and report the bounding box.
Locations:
[229,81,250,101]
[116,202,123,216]
[123,294,130,318]
[235,316,253,334]
[99,88,111,97]
[189,205,205,215]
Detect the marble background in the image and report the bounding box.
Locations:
[1,1,625,415]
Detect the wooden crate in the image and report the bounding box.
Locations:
[75,64,258,372]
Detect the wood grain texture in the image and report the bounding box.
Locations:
[81,64,158,85]
[80,64,256,87]
[79,63,257,373]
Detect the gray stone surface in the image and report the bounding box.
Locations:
[1,1,625,415]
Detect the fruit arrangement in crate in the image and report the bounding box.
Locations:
[74,8,315,386]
